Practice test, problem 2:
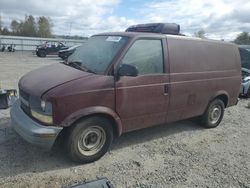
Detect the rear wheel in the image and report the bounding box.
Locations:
[66,117,113,163]
[36,51,40,57]
[200,99,225,128]
[39,50,46,57]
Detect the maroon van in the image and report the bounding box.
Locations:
[11,23,241,163]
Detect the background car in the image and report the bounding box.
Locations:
[239,47,250,97]
[58,44,81,60]
[240,68,250,97]
[36,41,68,57]
[239,47,250,69]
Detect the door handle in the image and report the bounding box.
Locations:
[164,84,169,95]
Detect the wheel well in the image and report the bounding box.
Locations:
[55,113,120,147]
[215,94,228,107]
[73,113,120,138]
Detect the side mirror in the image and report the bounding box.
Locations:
[118,64,138,77]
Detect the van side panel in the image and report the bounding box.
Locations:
[166,36,241,122]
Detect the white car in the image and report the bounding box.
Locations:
[240,68,250,97]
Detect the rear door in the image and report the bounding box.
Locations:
[115,38,170,132]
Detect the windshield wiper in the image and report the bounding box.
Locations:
[67,61,95,74]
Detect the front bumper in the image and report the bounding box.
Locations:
[10,100,63,149]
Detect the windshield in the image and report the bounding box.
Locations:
[239,47,250,69]
[67,35,128,74]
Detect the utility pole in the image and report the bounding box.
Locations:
[68,22,72,36]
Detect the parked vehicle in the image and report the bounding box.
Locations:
[240,68,250,97]
[0,89,17,109]
[1,44,6,52]
[7,44,16,52]
[239,47,250,69]
[239,47,250,97]
[36,41,68,57]
[58,45,81,60]
[11,23,241,163]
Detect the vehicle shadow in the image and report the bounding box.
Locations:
[111,119,202,151]
[0,117,202,178]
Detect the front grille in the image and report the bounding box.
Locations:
[20,101,30,115]
[19,88,31,115]
[19,88,29,101]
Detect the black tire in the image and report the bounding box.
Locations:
[66,117,113,163]
[200,99,225,128]
[39,50,46,57]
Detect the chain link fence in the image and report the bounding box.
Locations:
[0,35,87,51]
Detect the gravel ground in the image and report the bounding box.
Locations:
[0,52,249,188]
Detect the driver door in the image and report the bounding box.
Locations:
[115,39,170,132]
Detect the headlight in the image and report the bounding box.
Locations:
[31,110,53,124]
[29,98,53,124]
[40,100,52,114]
[41,100,46,111]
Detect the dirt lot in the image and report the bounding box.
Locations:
[0,52,249,188]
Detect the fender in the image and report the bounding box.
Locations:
[208,90,229,107]
[60,106,123,136]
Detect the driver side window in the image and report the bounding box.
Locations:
[122,39,164,75]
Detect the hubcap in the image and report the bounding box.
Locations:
[78,126,106,156]
[209,105,222,124]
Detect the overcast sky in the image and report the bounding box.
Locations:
[1,0,250,40]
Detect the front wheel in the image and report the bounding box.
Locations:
[39,50,46,57]
[66,117,113,163]
[200,99,225,128]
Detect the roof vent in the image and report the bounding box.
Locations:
[125,23,180,35]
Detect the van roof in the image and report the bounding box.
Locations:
[94,32,235,47]
[94,31,164,38]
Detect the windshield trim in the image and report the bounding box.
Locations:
[101,35,132,75]
[67,35,130,76]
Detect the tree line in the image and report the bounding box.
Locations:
[194,29,250,45]
[1,15,250,43]
[233,32,250,45]
[0,15,52,38]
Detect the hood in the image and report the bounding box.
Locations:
[242,67,250,74]
[19,63,92,97]
[59,45,78,53]
[59,49,70,53]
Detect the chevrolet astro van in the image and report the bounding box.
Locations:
[11,23,241,163]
